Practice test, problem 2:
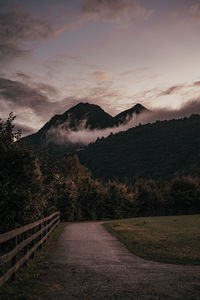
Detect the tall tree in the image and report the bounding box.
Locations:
[0,114,47,233]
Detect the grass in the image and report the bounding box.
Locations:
[104,215,200,265]
[0,222,67,300]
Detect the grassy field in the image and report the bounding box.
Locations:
[104,215,200,265]
[0,222,67,300]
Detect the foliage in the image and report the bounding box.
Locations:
[78,114,200,181]
[55,155,133,221]
[132,179,164,216]
[1,114,200,233]
[168,176,200,215]
[0,115,53,233]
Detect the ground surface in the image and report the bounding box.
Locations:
[38,221,200,299]
[104,215,200,265]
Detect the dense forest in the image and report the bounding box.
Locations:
[78,114,200,180]
[1,114,200,234]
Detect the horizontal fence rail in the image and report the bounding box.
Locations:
[0,212,60,287]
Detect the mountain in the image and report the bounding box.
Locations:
[114,103,148,125]
[23,102,146,152]
[40,102,114,132]
[77,114,200,181]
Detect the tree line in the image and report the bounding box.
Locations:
[0,114,200,233]
[78,114,200,180]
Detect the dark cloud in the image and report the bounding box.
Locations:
[0,4,54,63]
[15,72,60,98]
[0,77,49,114]
[160,85,184,96]
[0,77,82,123]
[159,81,200,97]
[81,0,153,24]
[193,81,200,86]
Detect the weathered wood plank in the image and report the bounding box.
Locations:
[0,212,59,243]
[0,219,60,287]
[0,216,60,266]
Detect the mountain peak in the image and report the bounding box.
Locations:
[66,102,104,114]
[133,103,146,109]
[23,102,148,152]
[63,102,113,129]
[114,103,147,125]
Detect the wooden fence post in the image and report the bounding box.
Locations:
[11,235,18,281]
[24,231,28,266]
[0,212,60,287]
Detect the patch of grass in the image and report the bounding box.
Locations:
[104,215,200,265]
[0,222,67,300]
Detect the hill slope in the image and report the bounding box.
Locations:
[78,114,200,180]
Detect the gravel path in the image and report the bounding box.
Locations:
[38,221,200,299]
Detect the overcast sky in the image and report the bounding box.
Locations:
[1,0,200,135]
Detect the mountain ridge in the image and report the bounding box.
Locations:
[78,114,200,181]
[23,102,148,152]
[114,103,148,125]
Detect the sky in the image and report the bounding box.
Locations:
[1,0,200,135]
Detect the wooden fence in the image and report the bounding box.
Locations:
[0,211,60,287]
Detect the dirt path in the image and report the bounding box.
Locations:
[38,221,200,299]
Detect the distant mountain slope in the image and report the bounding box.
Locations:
[78,114,200,181]
[23,102,147,152]
[114,103,148,125]
[40,102,114,132]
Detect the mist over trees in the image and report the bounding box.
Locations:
[0,115,200,233]
[78,114,200,180]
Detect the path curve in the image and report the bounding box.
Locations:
[38,221,200,299]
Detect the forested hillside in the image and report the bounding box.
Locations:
[78,114,200,181]
[1,114,200,234]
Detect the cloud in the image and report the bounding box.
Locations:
[193,81,200,86]
[51,0,153,33]
[81,0,153,25]
[0,1,152,65]
[16,72,32,81]
[120,67,149,77]
[36,83,60,98]
[14,122,37,136]
[0,76,62,110]
[132,99,200,125]
[90,71,111,81]
[46,99,200,146]
[190,3,200,21]
[85,85,124,113]
[0,76,86,134]
[0,76,114,120]
[159,85,184,96]
[0,77,50,115]
[0,4,54,63]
